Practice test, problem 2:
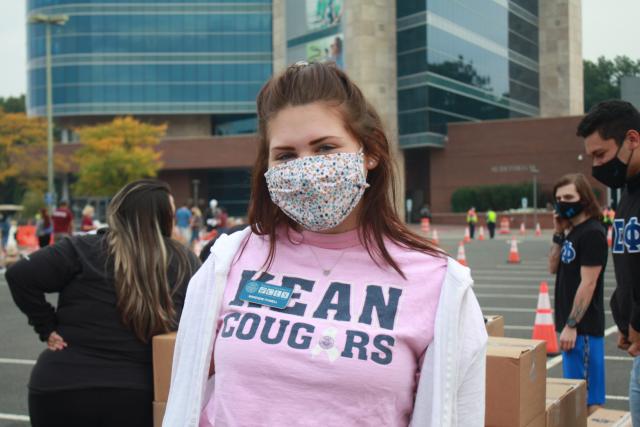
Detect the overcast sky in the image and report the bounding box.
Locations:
[1,0,639,98]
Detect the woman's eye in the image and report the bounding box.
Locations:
[275,152,295,161]
[317,144,335,153]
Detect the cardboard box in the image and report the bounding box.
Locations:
[153,401,166,427]
[486,337,547,427]
[546,378,587,427]
[587,409,632,427]
[484,315,505,337]
[153,332,177,402]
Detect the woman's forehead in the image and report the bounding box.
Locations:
[268,103,349,149]
[556,183,578,196]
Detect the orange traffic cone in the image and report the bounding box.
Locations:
[532,281,559,354]
[457,241,467,266]
[499,217,510,234]
[519,222,526,235]
[421,218,431,233]
[535,223,542,237]
[431,229,439,245]
[463,227,471,243]
[607,226,613,248]
[508,236,521,264]
[478,226,485,241]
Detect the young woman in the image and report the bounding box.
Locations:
[6,180,200,427]
[164,62,487,427]
[35,207,52,248]
[549,173,607,414]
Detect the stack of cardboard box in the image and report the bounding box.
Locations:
[485,338,592,427]
[152,333,176,427]
[483,318,631,427]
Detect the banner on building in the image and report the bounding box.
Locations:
[306,0,343,31]
[306,34,344,69]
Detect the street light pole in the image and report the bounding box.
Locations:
[45,22,54,212]
[28,14,68,212]
[533,173,538,227]
[530,165,539,228]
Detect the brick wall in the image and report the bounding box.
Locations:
[429,116,607,213]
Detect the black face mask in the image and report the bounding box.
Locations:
[592,147,631,189]
[555,201,584,219]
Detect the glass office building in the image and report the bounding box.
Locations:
[397,0,540,148]
[27,0,272,120]
[27,0,272,214]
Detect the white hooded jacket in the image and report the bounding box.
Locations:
[163,228,488,427]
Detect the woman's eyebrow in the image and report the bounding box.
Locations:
[271,136,342,152]
[309,136,341,146]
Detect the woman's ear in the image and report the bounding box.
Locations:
[365,156,378,171]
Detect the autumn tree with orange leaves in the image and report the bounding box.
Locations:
[72,116,166,197]
[0,110,58,194]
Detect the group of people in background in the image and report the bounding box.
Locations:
[174,198,229,251]
[463,206,497,239]
[29,197,230,255]
[34,200,74,248]
[34,201,95,249]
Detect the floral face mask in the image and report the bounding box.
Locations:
[264,151,370,231]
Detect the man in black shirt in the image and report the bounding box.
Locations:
[549,173,607,413]
[577,100,640,422]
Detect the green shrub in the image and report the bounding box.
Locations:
[451,182,551,212]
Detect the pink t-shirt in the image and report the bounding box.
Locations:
[200,227,446,427]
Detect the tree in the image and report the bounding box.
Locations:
[73,116,166,197]
[0,95,26,114]
[584,55,640,112]
[0,111,48,193]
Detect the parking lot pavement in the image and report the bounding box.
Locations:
[0,277,42,426]
[0,226,632,423]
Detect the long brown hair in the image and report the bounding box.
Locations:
[248,62,443,278]
[553,173,602,221]
[106,179,194,342]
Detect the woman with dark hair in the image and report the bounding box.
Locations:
[6,179,200,427]
[164,62,487,426]
[549,173,607,414]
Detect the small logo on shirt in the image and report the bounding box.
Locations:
[561,240,576,264]
[311,327,341,362]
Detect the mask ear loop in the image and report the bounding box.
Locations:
[357,148,372,188]
[615,137,635,166]
[626,144,635,165]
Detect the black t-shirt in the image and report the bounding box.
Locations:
[554,218,607,336]
[610,173,640,336]
[5,232,200,392]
